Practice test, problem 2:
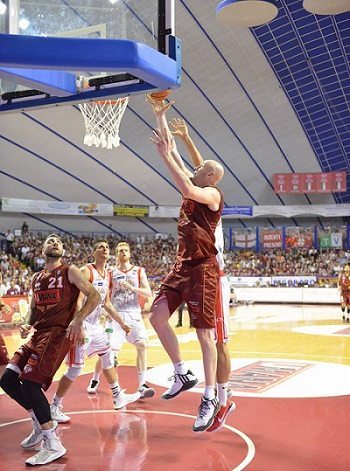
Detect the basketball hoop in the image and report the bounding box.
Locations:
[79,98,129,149]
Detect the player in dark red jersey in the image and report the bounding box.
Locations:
[338,264,350,322]
[170,117,236,433]
[0,234,101,466]
[149,97,225,432]
[0,299,11,375]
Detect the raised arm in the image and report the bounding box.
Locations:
[148,97,193,178]
[169,118,203,168]
[150,129,221,210]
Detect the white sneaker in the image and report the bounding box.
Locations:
[87,379,100,394]
[161,370,198,400]
[21,420,58,450]
[21,421,43,449]
[25,435,66,466]
[50,404,71,424]
[193,396,219,432]
[113,390,141,410]
[138,383,155,399]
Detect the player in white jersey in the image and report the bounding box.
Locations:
[170,117,235,432]
[50,240,140,423]
[87,241,155,399]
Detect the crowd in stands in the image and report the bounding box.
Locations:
[1,230,348,296]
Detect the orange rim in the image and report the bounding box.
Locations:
[93,98,128,105]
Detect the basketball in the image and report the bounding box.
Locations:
[148,90,172,102]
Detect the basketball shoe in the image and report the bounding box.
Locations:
[87,379,100,394]
[206,401,236,433]
[50,404,71,424]
[193,396,219,432]
[21,419,43,449]
[21,420,58,450]
[113,390,141,410]
[161,370,198,399]
[138,383,155,398]
[25,435,66,466]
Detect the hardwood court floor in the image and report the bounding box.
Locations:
[1,304,349,470]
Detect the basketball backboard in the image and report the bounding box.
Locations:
[0,0,180,113]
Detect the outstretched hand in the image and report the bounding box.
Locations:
[149,128,174,158]
[169,118,189,139]
[146,95,174,116]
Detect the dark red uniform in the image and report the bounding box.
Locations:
[340,274,350,305]
[0,333,9,366]
[154,189,223,328]
[10,264,79,390]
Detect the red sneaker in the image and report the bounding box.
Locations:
[206,401,236,433]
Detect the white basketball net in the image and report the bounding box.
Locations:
[79,98,129,149]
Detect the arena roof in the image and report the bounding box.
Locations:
[0,1,349,235]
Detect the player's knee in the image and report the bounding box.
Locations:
[21,379,42,401]
[100,350,114,370]
[149,297,169,329]
[0,368,19,396]
[135,340,147,352]
[22,380,51,425]
[64,366,81,381]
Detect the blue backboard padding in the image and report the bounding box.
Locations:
[0,67,77,97]
[0,34,181,89]
[0,81,158,112]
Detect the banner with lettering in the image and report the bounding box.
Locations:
[260,228,283,250]
[273,172,347,194]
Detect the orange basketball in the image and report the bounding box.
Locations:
[148,89,172,102]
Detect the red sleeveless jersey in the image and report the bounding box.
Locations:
[177,187,224,262]
[340,274,350,291]
[31,264,80,330]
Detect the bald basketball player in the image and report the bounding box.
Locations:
[169,117,235,432]
[148,96,225,432]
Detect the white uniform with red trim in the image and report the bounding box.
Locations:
[107,265,148,351]
[215,220,230,343]
[67,263,111,367]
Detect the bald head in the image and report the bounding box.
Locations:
[205,160,224,184]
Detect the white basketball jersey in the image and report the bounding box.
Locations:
[110,265,143,313]
[84,264,109,324]
[215,219,225,271]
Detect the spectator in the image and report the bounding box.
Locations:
[6,279,20,296]
[21,221,29,235]
[5,229,15,255]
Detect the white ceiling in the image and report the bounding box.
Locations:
[0,0,349,236]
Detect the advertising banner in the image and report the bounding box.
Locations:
[113,205,149,217]
[1,198,113,216]
[222,206,253,217]
[274,172,347,194]
[148,206,180,218]
[260,229,283,249]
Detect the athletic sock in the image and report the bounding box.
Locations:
[52,394,63,406]
[217,383,228,406]
[42,424,58,440]
[110,381,120,397]
[204,386,216,400]
[138,370,147,387]
[174,361,187,375]
[92,372,101,382]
